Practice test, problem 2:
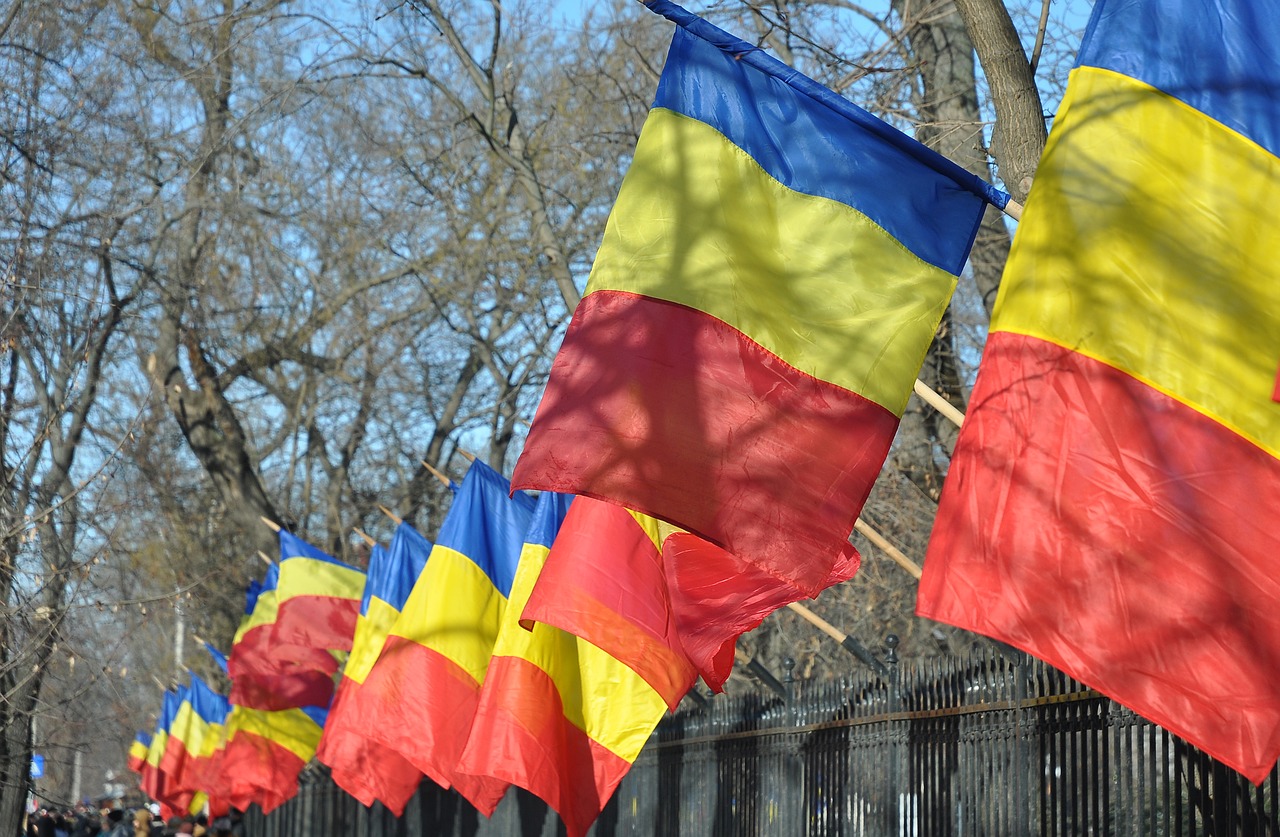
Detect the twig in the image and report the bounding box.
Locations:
[1029,0,1051,76]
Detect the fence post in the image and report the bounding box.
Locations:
[1010,647,1030,836]
[885,634,900,837]
[780,657,800,837]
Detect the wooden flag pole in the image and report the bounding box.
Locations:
[853,519,922,580]
[353,527,376,547]
[458,449,476,462]
[260,516,281,533]
[1003,198,1024,221]
[257,550,275,567]
[378,505,403,526]
[786,602,888,677]
[421,460,452,488]
[912,379,965,428]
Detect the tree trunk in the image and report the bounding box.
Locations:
[890,0,1014,497]
[0,678,38,836]
[952,0,1048,203]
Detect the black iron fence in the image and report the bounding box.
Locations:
[244,645,1280,836]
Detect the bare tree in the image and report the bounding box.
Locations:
[0,3,142,826]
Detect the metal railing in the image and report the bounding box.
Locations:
[244,645,1280,835]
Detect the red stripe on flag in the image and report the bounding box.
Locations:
[227,624,336,711]
[514,290,887,596]
[459,656,635,837]
[317,676,423,815]
[219,730,306,814]
[920,331,1280,783]
[357,635,507,813]
[664,531,860,691]
[273,596,361,652]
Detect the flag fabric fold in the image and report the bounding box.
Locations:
[521,496,860,708]
[218,704,327,814]
[459,492,670,837]
[919,0,1280,784]
[214,563,339,812]
[356,460,536,813]
[520,498,697,709]
[227,568,338,712]
[317,529,430,814]
[512,0,1000,599]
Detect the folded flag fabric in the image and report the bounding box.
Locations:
[459,492,670,837]
[318,528,431,815]
[357,460,536,814]
[512,0,1004,598]
[919,0,1280,784]
[227,567,338,712]
[218,704,327,814]
[521,496,860,708]
[273,530,365,652]
[520,497,696,709]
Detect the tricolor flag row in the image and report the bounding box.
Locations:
[131,463,814,834]
[129,0,1280,829]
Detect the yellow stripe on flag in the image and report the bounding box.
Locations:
[389,546,506,685]
[344,598,401,685]
[995,67,1280,455]
[232,590,279,643]
[277,557,365,601]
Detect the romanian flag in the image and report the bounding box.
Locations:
[273,531,365,652]
[227,568,337,712]
[512,0,1003,598]
[317,527,431,815]
[218,704,327,814]
[141,688,196,817]
[159,675,230,801]
[358,460,536,813]
[458,492,670,837]
[521,496,860,707]
[127,731,151,776]
[919,0,1280,783]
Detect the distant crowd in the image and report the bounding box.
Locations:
[23,806,243,837]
